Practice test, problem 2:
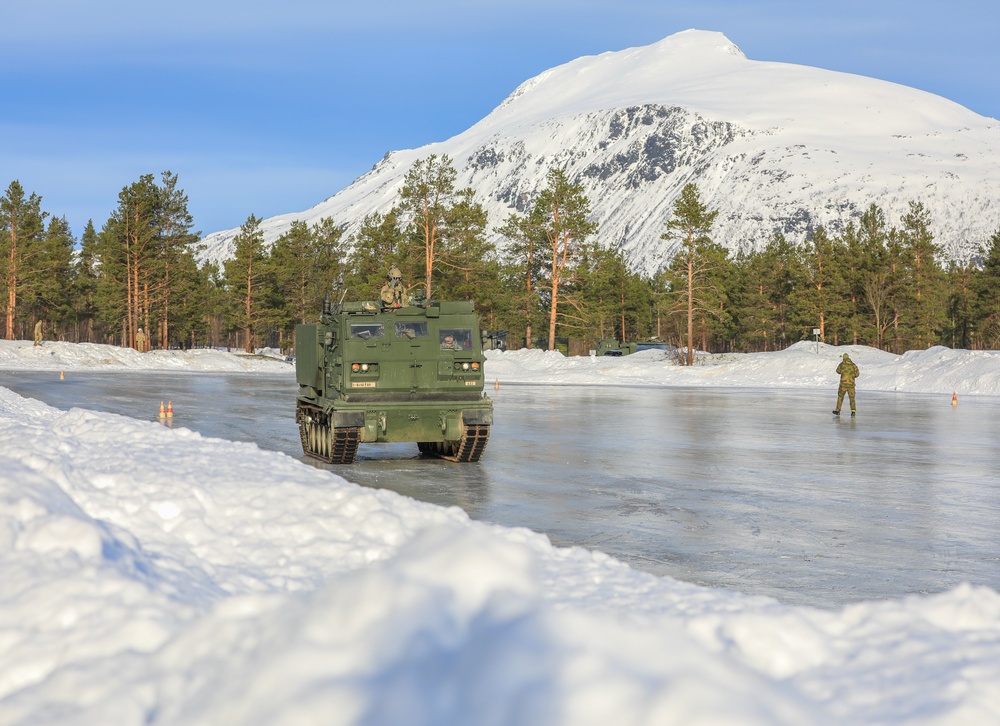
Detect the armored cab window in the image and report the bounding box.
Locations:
[439,328,472,350]
[351,323,385,339]
[395,322,428,339]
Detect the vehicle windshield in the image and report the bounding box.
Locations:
[439,328,472,350]
[350,323,385,339]
[395,322,428,339]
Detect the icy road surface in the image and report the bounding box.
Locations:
[5,370,999,609]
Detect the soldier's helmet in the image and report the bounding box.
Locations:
[843,353,850,360]
[388,267,402,281]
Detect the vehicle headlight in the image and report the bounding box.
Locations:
[351,363,360,372]
[361,363,370,372]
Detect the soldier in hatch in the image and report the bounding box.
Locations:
[380,268,405,308]
[833,352,860,417]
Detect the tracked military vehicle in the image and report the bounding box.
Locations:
[294,290,493,464]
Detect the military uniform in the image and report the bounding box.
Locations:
[833,353,860,416]
[380,267,405,308]
[33,320,43,346]
[136,328,147,352]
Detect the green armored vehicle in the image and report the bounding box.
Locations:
[595,338,633,356]
[294,291,493,464]
[595,337,674,356]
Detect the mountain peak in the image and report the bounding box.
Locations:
[640,29,747,60]
[488,30,748,126]
[199,32,1000,275]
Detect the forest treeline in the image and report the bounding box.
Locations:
[4,157,1000,359]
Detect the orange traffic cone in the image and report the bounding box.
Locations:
[166,401,174,418]
[952,391,958,407]
[158,401,166,419]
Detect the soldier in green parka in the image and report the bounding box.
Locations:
[833,352,860,416]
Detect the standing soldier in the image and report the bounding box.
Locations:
[833,352,860,417]
[136,327,147,352]
[380,267,405,308]
[33,319,44,347]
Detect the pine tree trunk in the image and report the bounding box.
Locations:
[687,251,695,366]
[548,279,559,351]
[424,204,434,300]
[6,227,17,340]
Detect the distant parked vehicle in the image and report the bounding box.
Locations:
[482,330,508,351]
[595,337,674,356]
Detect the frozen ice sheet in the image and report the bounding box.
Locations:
[6,371,998,608]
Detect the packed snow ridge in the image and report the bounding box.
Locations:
[6,338,1000,397]
[3,339,1000,724]
[199,29,1000,275]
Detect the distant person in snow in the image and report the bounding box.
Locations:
[33,319,44,346]
[833,352,860,417]
[136,327,147,352]
[380,267,405,308]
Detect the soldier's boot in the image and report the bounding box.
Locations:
[832,410,840,416]
[851,410,856,417]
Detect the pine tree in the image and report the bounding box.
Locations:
[199,262,228,348]
[855,204,893,348]
[1,181,48,340]
[730,246,775,351]
[98,174,160,347]
[344,209,410,301]
[576,243,651,345]
[793,227,847,345]
[154,171,201,349]
[437,188,493,302]
[730,234,800,351]
[896,201,946,350]
[833,222,865,345]
[496,213,545,349]
[72,220,101,342]
[400,154,457,299]
[270,218,346,338]
[223,214,270,352]
[944,260,977,349]
[970,228,1000,348]
[660,183,721,365]
[30,216,75,335]
[528,169,597,351]
[167,251,214,350]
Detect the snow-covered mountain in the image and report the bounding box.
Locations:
[198,30,1000,276]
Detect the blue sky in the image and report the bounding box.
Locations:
[3,0,998,240]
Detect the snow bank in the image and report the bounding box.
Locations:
[3,340,1000,723]
[0,388,827,725]
[7,339,1000,399]
[485,342,1000,397]
[0,340,291,373]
